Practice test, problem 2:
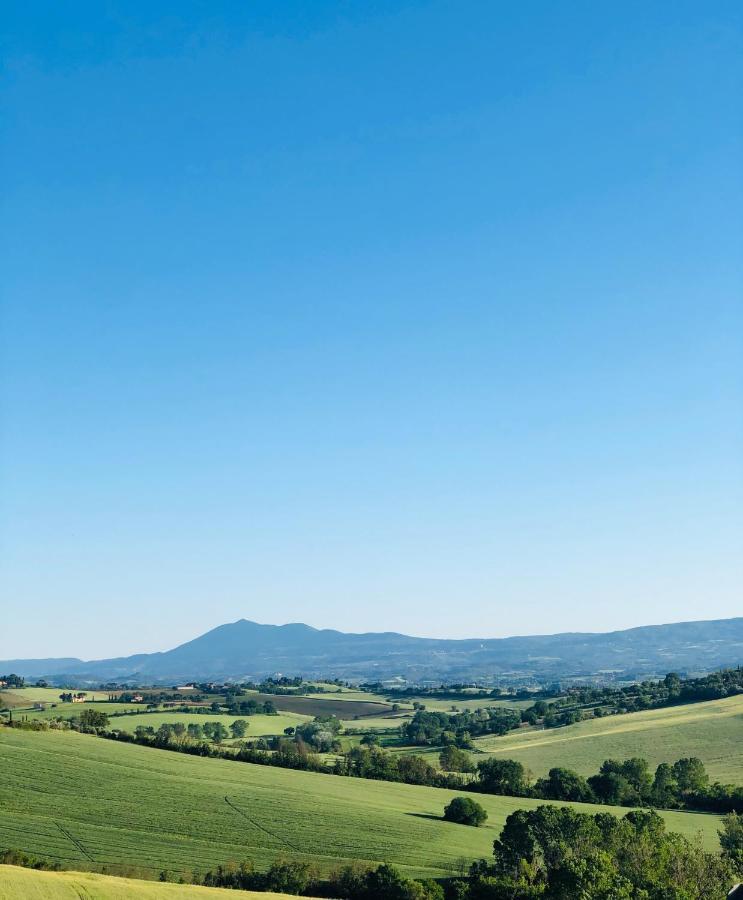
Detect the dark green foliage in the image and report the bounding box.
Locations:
[78,708,109,730]
[444,797,488,827]
[0,848,61,870]
[533,767,594,803]
[476,759,531,797]
[482,805,737,900]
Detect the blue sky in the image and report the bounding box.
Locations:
[2,1,741,659]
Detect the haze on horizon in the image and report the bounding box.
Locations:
[2,1,742,660]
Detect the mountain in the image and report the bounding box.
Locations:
[3,617,743,686]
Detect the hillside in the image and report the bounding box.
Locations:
[0,865,311,899]
[0,729,724,881]
[473,693,743,782]
[3,616,743,683]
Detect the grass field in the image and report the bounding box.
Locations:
[108,711,311,738]
[473,694,743,783]
[0,687,109,705]
[0,728,723,882]
[400,696,534,713]
[0,866,312,899]
[5,702,147,722]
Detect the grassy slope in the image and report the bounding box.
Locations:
[473,694,743,783]
[0,729,722,882]
[106,712,311,737]
[0,866,312,900]
[0,688,109,704]
[7,703,147,722]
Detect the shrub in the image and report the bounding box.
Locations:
[443,796,488,826]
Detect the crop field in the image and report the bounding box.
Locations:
[0,728,723,882]
[340,715,411,730]
[5,702,146,722]
[389,695,534,713]
[473,694,743,783]
[0,865,310,899]
[243,692,395,719]
[304,686,396,703]
[0,687,109,705]
[108,711,311,737]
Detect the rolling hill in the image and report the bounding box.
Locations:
[473,693,743,782]
[3,616,743,684]
[0,728,724,881]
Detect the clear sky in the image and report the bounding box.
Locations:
[1,1,742,660]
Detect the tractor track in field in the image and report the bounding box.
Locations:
[224,796,301,853]
[56,821,94,862]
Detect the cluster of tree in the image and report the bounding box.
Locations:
[197,858,445,899]
[555,668,743,714]
[294,715,342,752]
[471,755,743,815]
[463,806,741,899]
[0,674,25,688]
[400,709,522,747]
[133,719,249,744]
[0,848,62,871]
[361,682,541,703]
[225,698,278,716]
[58,692,87,703]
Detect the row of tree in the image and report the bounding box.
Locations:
[469,755,743,813]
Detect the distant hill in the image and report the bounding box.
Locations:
[2,616,743,685]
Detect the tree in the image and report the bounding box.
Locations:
[78,709,109,730]
[439,745,474,773]
[534,767,594,803]
[651,762,679,808]
[719,811,743,869]
[187,723,203,741]
[230,719,248,739]
[672,757,709,798]
[364,863,431,899]
[477,758,530,796]
[443,797,488,827]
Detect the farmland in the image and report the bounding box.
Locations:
[242,692,396,720]
[7,702,146,722]
[0,866,309,899]
[109,711,311,738]
[0,727,724,882]
[473,693,743,783]
[0,687,110,708]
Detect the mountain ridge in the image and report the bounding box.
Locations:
[2,616,743,685]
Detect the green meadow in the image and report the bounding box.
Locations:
[108,711,311,737]
[6,702,146,722]
[473,694,743,783]
[0,728,723,882]
[0,865,310,899]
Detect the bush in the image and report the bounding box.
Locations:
[443,796,488,827]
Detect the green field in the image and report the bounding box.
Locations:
[473,694,743,783]
[6,702,147,722]
[108,711,311,738]
[0,728,723,882]
[400,696,534,713]
[0,687,110,708]
[0,866,310,899]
